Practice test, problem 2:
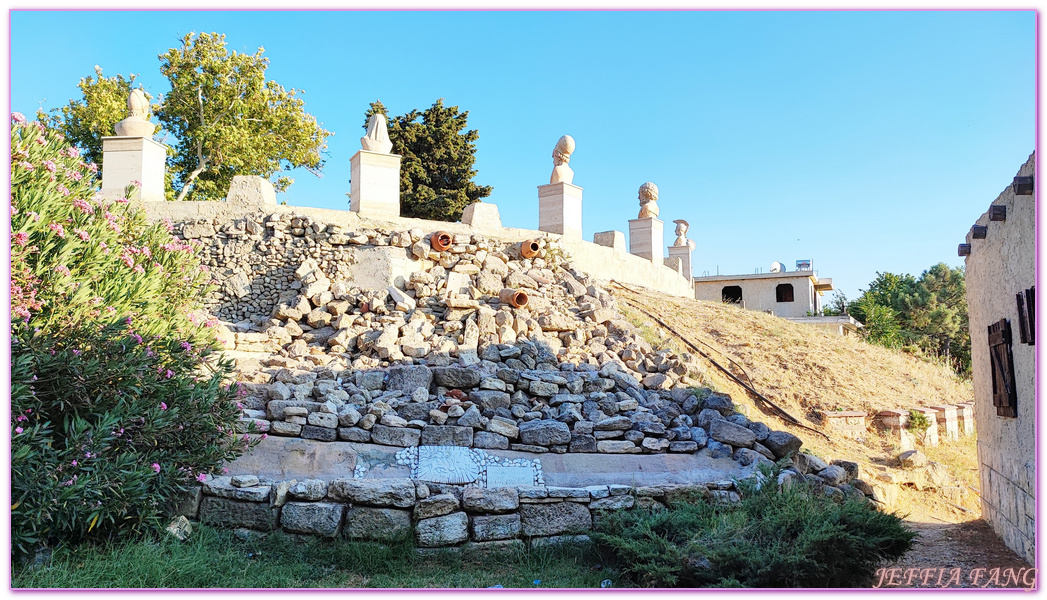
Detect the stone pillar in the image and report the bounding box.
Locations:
[537,182,583,238]
[101,136,168,202]
[628,217,663,262]
[350,150,402,220]
[667,244,693,281]
[955,402,975,436]
[929,405,960,441]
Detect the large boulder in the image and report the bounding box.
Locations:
[763,430,803,459]
[709,419,756,448]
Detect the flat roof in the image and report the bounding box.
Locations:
[692,271,821,283]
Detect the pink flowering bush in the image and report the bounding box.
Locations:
[11,115,256,560]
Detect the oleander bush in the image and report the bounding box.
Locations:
[10,113,257,563]
[591,469,916,587]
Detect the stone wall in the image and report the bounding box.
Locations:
[962,152,1035,565]
[175,462,868,548]
[143,193,693,325]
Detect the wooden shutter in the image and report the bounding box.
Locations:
[988,319,1017,417]
[1016,287,1035,345]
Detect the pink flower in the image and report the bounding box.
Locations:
[165,369,174,379]
[74,229,90,242]
[13,232,28,246]
[196,473,207,482]
[61,147,80,158]
[71,460,78,466]
[48,223,65,238]
[18,161,33,171]
[26,211,40,222]
[160,402,167,411]
[221,468,229,474]
[56,184,71,197]
[69,170,83,181]
[16,415,26,422]
[133,264,145,274]
[73,199,93,214]
[181,341,192,352]
[151,463,161,473]
[11,112,26,124]
[14,427,23,434]
[55,265,71,277]
[87,163,98,174]
[116,197,130,204]
[42,160,56,173]
[261,433,268,439]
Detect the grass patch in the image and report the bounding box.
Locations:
[13,525,612,589]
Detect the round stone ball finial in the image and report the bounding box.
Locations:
[113,87,156,137]
[638,182,660,219]
[550,134,576,184]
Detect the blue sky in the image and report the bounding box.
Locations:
[9,9,1036,300]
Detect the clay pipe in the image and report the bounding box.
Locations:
[519,239,540,259]
[430,231,453,252]
[499,288,529,308]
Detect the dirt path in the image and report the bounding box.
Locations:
[876,512,1035,589]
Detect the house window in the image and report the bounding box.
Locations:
[776,283,795,303]
[988,319,1017,418]
[722,286,743,304]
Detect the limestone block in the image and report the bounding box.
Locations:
[471,513,521,541]
[369,424,421,447]
[328,477,416,508]
[199,497,279,531]
[226,175,277,207]
[519,501,592,537]
[538,182,583,239]
[461,202,502,230]
[350,150,401,220]
[415,493,460,520]
[100,136,167,202]
[385,365,433,394]
[592,230,626,252]
[343,507,412,541]
[462,487,520,513]
[203,477,272,502]
[288,479,328,501]
[519,419,571,446]
[416,511,470,547]
[281,502,345,536]
[628,217,664,262]
[420,425,473,447]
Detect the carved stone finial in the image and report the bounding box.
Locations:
[113,88,156,137]
[638,182,659,219]
[361,113,394,154]
[550,135,576,184]
[673,219,694,250]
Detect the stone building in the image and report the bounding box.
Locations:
[692,268,835,319]
[961,152,1035,565]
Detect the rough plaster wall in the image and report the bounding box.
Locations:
[693,276,818,317]
[963,152,1035,565]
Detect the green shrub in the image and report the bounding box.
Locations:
[10,113,256,562]
[591,472,916,587]
[906,409,931,439]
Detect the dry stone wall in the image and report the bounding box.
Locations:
[174,463,868,547]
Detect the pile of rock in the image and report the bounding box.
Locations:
[237,357,806,462]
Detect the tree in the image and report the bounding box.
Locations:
[364,99,492,221]
[822,291,848,316]
[46,66,144,169]
[50,32,332,202]
[848,264,970,376]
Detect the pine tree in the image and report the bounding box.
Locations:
[364,99,492,221]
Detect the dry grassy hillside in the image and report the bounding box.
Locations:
[611,283,977,519]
